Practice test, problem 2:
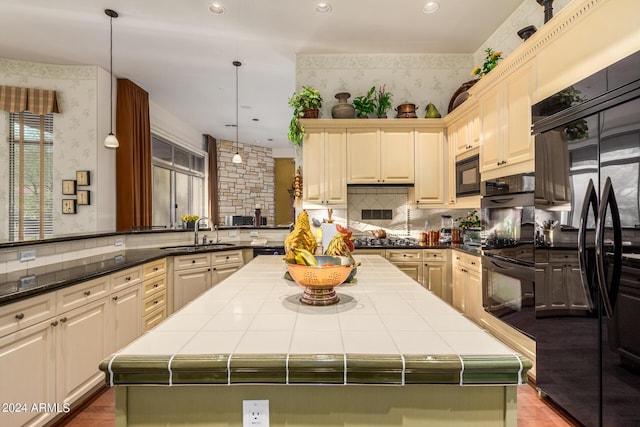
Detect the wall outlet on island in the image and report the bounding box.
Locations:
[19,250,36,262]
[114,238,124,246]
[243,400,269,427]
[250,231,259,238]
[228,230,237,237]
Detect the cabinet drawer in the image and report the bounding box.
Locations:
[174,253,211,270]
[0,293,56,338]
[111,266,142,292]
[56,276,110,314]
[385,249,422,262]
[143,258,167,280]
[143,289,167,317]
[211,250,243,267]
[423,249,448,261]
[143,307,167,331]
[143,275,166,299]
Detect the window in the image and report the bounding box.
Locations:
[151,134,205,228]
[9,111,54,240]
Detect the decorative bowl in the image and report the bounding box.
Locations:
[285,256,356,305]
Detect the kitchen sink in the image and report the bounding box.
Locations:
[161,243,235,252]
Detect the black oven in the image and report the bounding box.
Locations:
[481,173,535,339]
[455,155,480,197]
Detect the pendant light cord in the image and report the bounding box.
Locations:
[109,14,114,134]
[235,62,239,154]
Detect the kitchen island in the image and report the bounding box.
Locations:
[100,255,530,426]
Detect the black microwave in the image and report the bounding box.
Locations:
[456,155,480,197]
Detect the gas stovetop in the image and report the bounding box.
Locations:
[352,236,420,248]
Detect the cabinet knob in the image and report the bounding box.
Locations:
[471,261,476,265]
[192,260,196,263]
[15,313,25,320]
[84,290,91,296]
[113,296,119,301]
[154,283,159,288]
[208,268,211,271]
[226,256,230,259]
[154,267,159,271]
[126,276,131,281]
[60,317,68,323]
[154,300,159,305]
[51,321,59,327]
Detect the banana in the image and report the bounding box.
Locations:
[292,248,317,266]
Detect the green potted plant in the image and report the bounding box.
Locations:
[374,85,393,118]
[288,86,323,146]
[455,210,481,246]
[180,214,199,230]
[353,86,376,118]
[472,48,503,79]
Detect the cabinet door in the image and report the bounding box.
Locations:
[464,271,483,323]
[380,128,414,183]
[414,129,445,205]
[111,285,142,352]
[324,130,347,204]
[503,63,535,167]
[479,83,503,173]
[212,265,241,286]
[468,108,481,151]
[393,262,423,284]
[548,263,570,309]
[56,298,109,406]
[0,320,56,427]
[347,129,380,183]
[452,266,465,312]
[173,267,211,311]
[424,261,447,301]
[302,131,324,204]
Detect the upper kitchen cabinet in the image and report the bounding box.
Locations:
[347,127,415,184]
[413,129,446,207]
[479,60,535,179]
[450,104,480,158]
[302,129,347,207]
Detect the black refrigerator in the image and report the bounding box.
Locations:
[532,50,640,426]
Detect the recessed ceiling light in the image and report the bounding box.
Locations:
[315,3,332,14]
[208,3,225,15]
[423,1,440,13]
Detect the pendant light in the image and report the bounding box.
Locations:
[104,9,119,148]
[231,60,242,164]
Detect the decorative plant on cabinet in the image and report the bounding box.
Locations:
[288,86,323,146]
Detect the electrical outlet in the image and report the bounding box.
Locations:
[243,400,269,427]
[19,250,36,262]
[228,230,237,237]
[114,238,124,246]
[249,231,259,238]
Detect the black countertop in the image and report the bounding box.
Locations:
[0,242,480,307]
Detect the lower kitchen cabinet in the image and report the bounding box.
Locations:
[110,284,143,351]
[173,250,243,311]
[452,251,482,322]
[142,258,167,331]
[422,249,450,303]
[385,249,423,284]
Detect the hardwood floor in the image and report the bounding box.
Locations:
[58,382,579,426]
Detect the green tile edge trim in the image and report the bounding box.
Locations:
[461,355,532,385]
[99,355,172,385]
[404,354,463,384]
[288,354,345,384]
[346,354,404,385]
[98,353,532,386]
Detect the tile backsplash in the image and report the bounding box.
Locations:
[305,187,472,239]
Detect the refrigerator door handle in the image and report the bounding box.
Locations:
[595,177,623,318]
[577,179,597,311]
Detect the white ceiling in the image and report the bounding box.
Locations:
[0,0,526,150]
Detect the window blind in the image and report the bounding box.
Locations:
[9,111,53,240]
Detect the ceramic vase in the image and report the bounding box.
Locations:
[331,92,356,119]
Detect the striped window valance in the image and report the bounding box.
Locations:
[0,85,60,115]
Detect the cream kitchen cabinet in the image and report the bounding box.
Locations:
[451,105,480,158]
[451,251,482,322]
[173,250,243,311]
[413,129,446,207]
[385,249,423,283]
[479,61,535,178]
[110,265,143,350]
[422,249,451,303]
[347,127,415,184]
[302,129,347,207]
[141,258,167,331]
[0,312,56,427]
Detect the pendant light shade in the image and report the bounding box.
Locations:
[232,60,242,164]
[104,8,119,149]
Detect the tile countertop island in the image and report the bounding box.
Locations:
[100,255,530,427]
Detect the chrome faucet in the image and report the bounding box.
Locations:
[194,217,209,246]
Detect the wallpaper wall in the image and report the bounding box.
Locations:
[0,58,113,240]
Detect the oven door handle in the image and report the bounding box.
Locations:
[595,177,622,319]
[577,179,597,311]
[487,197,515,205]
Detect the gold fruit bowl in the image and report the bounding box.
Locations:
[286,257,356,306]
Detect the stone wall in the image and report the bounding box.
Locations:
[217,139,275,225]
